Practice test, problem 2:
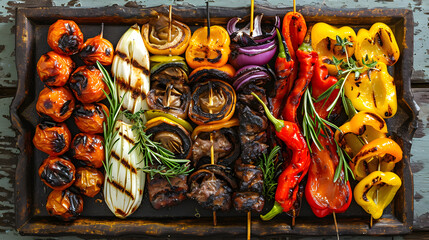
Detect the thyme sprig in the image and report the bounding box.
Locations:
[123,110,192,180]
[98,61,123,181]
[258,146,281,201]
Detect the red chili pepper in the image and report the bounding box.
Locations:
[271,28,295,118]
[311,57,342,120]
[252,93,310,220]
[282,43,318,123]
[282,12,307,61]
[305,127,352,218]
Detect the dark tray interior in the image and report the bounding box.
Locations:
[11,5,418,237]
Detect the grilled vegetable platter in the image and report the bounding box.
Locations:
[12,5,417,237]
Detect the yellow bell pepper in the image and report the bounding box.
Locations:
[354,171,402,219]
[311,22,357,75]
[355,22,400,66]
[344,62,397,118]
[350,138,403,180]
[335,111,387,157]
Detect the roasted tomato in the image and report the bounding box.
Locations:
[47,20,84,55]
[36,86,75,122]
[33,121,71,156]
[69,65,109,103]
[71,133,104,168]
[74,167,104,197]
[37,51,74,87]
[38,156,76,190]
[73,103,108,134]
[46,189,84,221]
[79,34,114,66]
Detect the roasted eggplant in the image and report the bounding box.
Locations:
[46,189,84,221]
[74,167,104,197]
[37,51,74,87]
[73,103,109,134]
[80,34,114,66]
[33,121,71,156]
[69,65,109,103]
[38,156,76,190]
[71,133,104,169]
[47,20,84,56]
[36,86,75,122]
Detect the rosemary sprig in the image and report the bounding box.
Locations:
[258,146,281,201]
[97,61,123,181]
[123,110,192,180]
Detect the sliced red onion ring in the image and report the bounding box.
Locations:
[233,65,272,90]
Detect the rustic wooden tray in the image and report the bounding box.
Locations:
[10,5,418,237]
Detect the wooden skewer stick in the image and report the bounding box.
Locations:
[208,81,217,226]
[291,209,296,228]
[168,5,172,42]
[333,212,339,240]
[206,1,211,40]
[100,23,104,38]
[250,0,254,35]
[293,0,296,13]
[247,211,251,240]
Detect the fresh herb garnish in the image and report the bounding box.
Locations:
[259,146,281,201]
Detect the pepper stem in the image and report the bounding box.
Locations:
[298,42,313,52]
[260,201,283,221]
[276,28,286,59]
[251,92,284,132]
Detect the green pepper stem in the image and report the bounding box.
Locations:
[251,92,284,132]
[260,201,283,221]
[298,42,313,52]
[276,28,286,59]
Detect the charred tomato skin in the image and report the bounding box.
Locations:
[46,189,84,221]
[33,121,71,156]
[47,20,84,56]
[69,65,109,103]
[73,167,104,197]
[38,156,76,191]
[71,133,104,168]
[37,51,75,87]
[79,34,114,66]
[73,103,109,134]
[36,86,76,122]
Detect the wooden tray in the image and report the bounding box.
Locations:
[10,5,418,237]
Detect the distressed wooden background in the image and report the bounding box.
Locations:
[0,0,428,239]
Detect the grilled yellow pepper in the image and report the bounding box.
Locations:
[351,138,403,180]
[335,111,387,157]
[354,171,402,219]
[355,23,400,66]
[344,62,397,118]
[311,22,357,75]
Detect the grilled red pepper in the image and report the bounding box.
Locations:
[282,12,307,61]
[305,127,352,218]
[282,43,318,123]
[253,93,310,220]
[311,57,342,120]
[271,28,294,118]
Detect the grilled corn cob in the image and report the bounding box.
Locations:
[104,119,145,218]
[112,24,150,115]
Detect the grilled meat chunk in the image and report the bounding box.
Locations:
[233,192,265,212]
[148,174,188,210]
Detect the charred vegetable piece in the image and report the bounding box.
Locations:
[147,174,188,210]
[141,14,191,56]
[79,34,114,66]
[189,79,236,125]
[47,20,84,55]
[37,51,74,87]
[38,156,76,190]
[69,65,109,103]
[36,86,75,122]
[74,167,104,197]
[46,189,84,221]
[282,12,307,61]
[350,138,403,181]
[145,109,193,133]
[191,119,240,168]
[73,103,109,134]
[355,22,400,66]
[187,164,237,211]
[188,64,235,84]
[185,26,231,69]
[145,116,192,159]
[71,133,104,168]
[33,121,71,156]
[147,60,190,119]
[344,62,397,118]
[354,171,401,219]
